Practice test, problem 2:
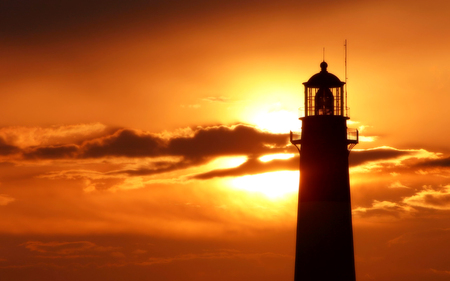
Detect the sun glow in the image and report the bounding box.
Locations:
[251,109,301,134]
[229,171,298,199]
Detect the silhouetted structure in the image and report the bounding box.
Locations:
[290,62,358,281]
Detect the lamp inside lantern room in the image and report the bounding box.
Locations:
[315,88,334,115]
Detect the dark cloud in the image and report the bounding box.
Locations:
[413,157,450,168]
[81,125,288,160]
[5,125,289,176]
[111,158,205,177]
[191,156,298,179]
[0,138,19,156]
[109,125,290,176]
[24,145,79,159]
[2,125,288,162]
[349,148,414,166]
[166,125,288,159]
[81,129,163,158]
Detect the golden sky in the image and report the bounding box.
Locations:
[1,0,450,280]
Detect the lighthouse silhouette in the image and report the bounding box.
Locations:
[290,61,358,281]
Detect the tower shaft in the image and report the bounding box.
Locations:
[294,116,355,281]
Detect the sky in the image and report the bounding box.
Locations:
[1,0,450,280]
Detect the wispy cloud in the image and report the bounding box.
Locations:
[389,180,410,188]
[202,96,230,103]
[0,194,15,206]
[180,104,201,109]
[21,240,120,259]
[353,200,415,218]
[403,185,450,210]
[0,123,107,148]
[140,250,292,266]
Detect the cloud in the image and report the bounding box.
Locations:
[38,169,135,192]
[4,126,438,173]
[23,241,98,255]
[81,129,163,158]
[0,194,15,206]
[0,138,19,156]
[27,125,284,180]
[132,249,147,255]
[86,125,289,176]
[388,180,409,188]
[403,185,450,210]
[21,240,120,259]
[191,156,297,179]
[431,269,450,275]
[111,158,204,177]
[7,124,448,191]
[413,156,450,168]
[353,184,450,220]
[23,144,79,159]
[353,200,414,218]
[166,125,288,159]
[202,96,230,103]
[180,104,201,109]
[14,124,288,162]
[0,123,107,148]
[138,250,292,266]
[349,147,416,167]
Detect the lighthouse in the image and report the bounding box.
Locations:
[290,61,358,281]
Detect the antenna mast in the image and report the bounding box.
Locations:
[344,39,348,115]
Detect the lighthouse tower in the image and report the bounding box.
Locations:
[290,61,358,281]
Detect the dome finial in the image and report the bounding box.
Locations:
[320,61,328,72]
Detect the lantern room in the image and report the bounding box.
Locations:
[303,61,347,117]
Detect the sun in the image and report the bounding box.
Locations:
[229,170,299,199]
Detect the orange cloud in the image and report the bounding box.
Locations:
[0,194,15,206]
[353,200,415,219]
[0,123,107,148]
[403,185,450,210]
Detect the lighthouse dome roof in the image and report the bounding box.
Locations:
[303,62,345,88]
